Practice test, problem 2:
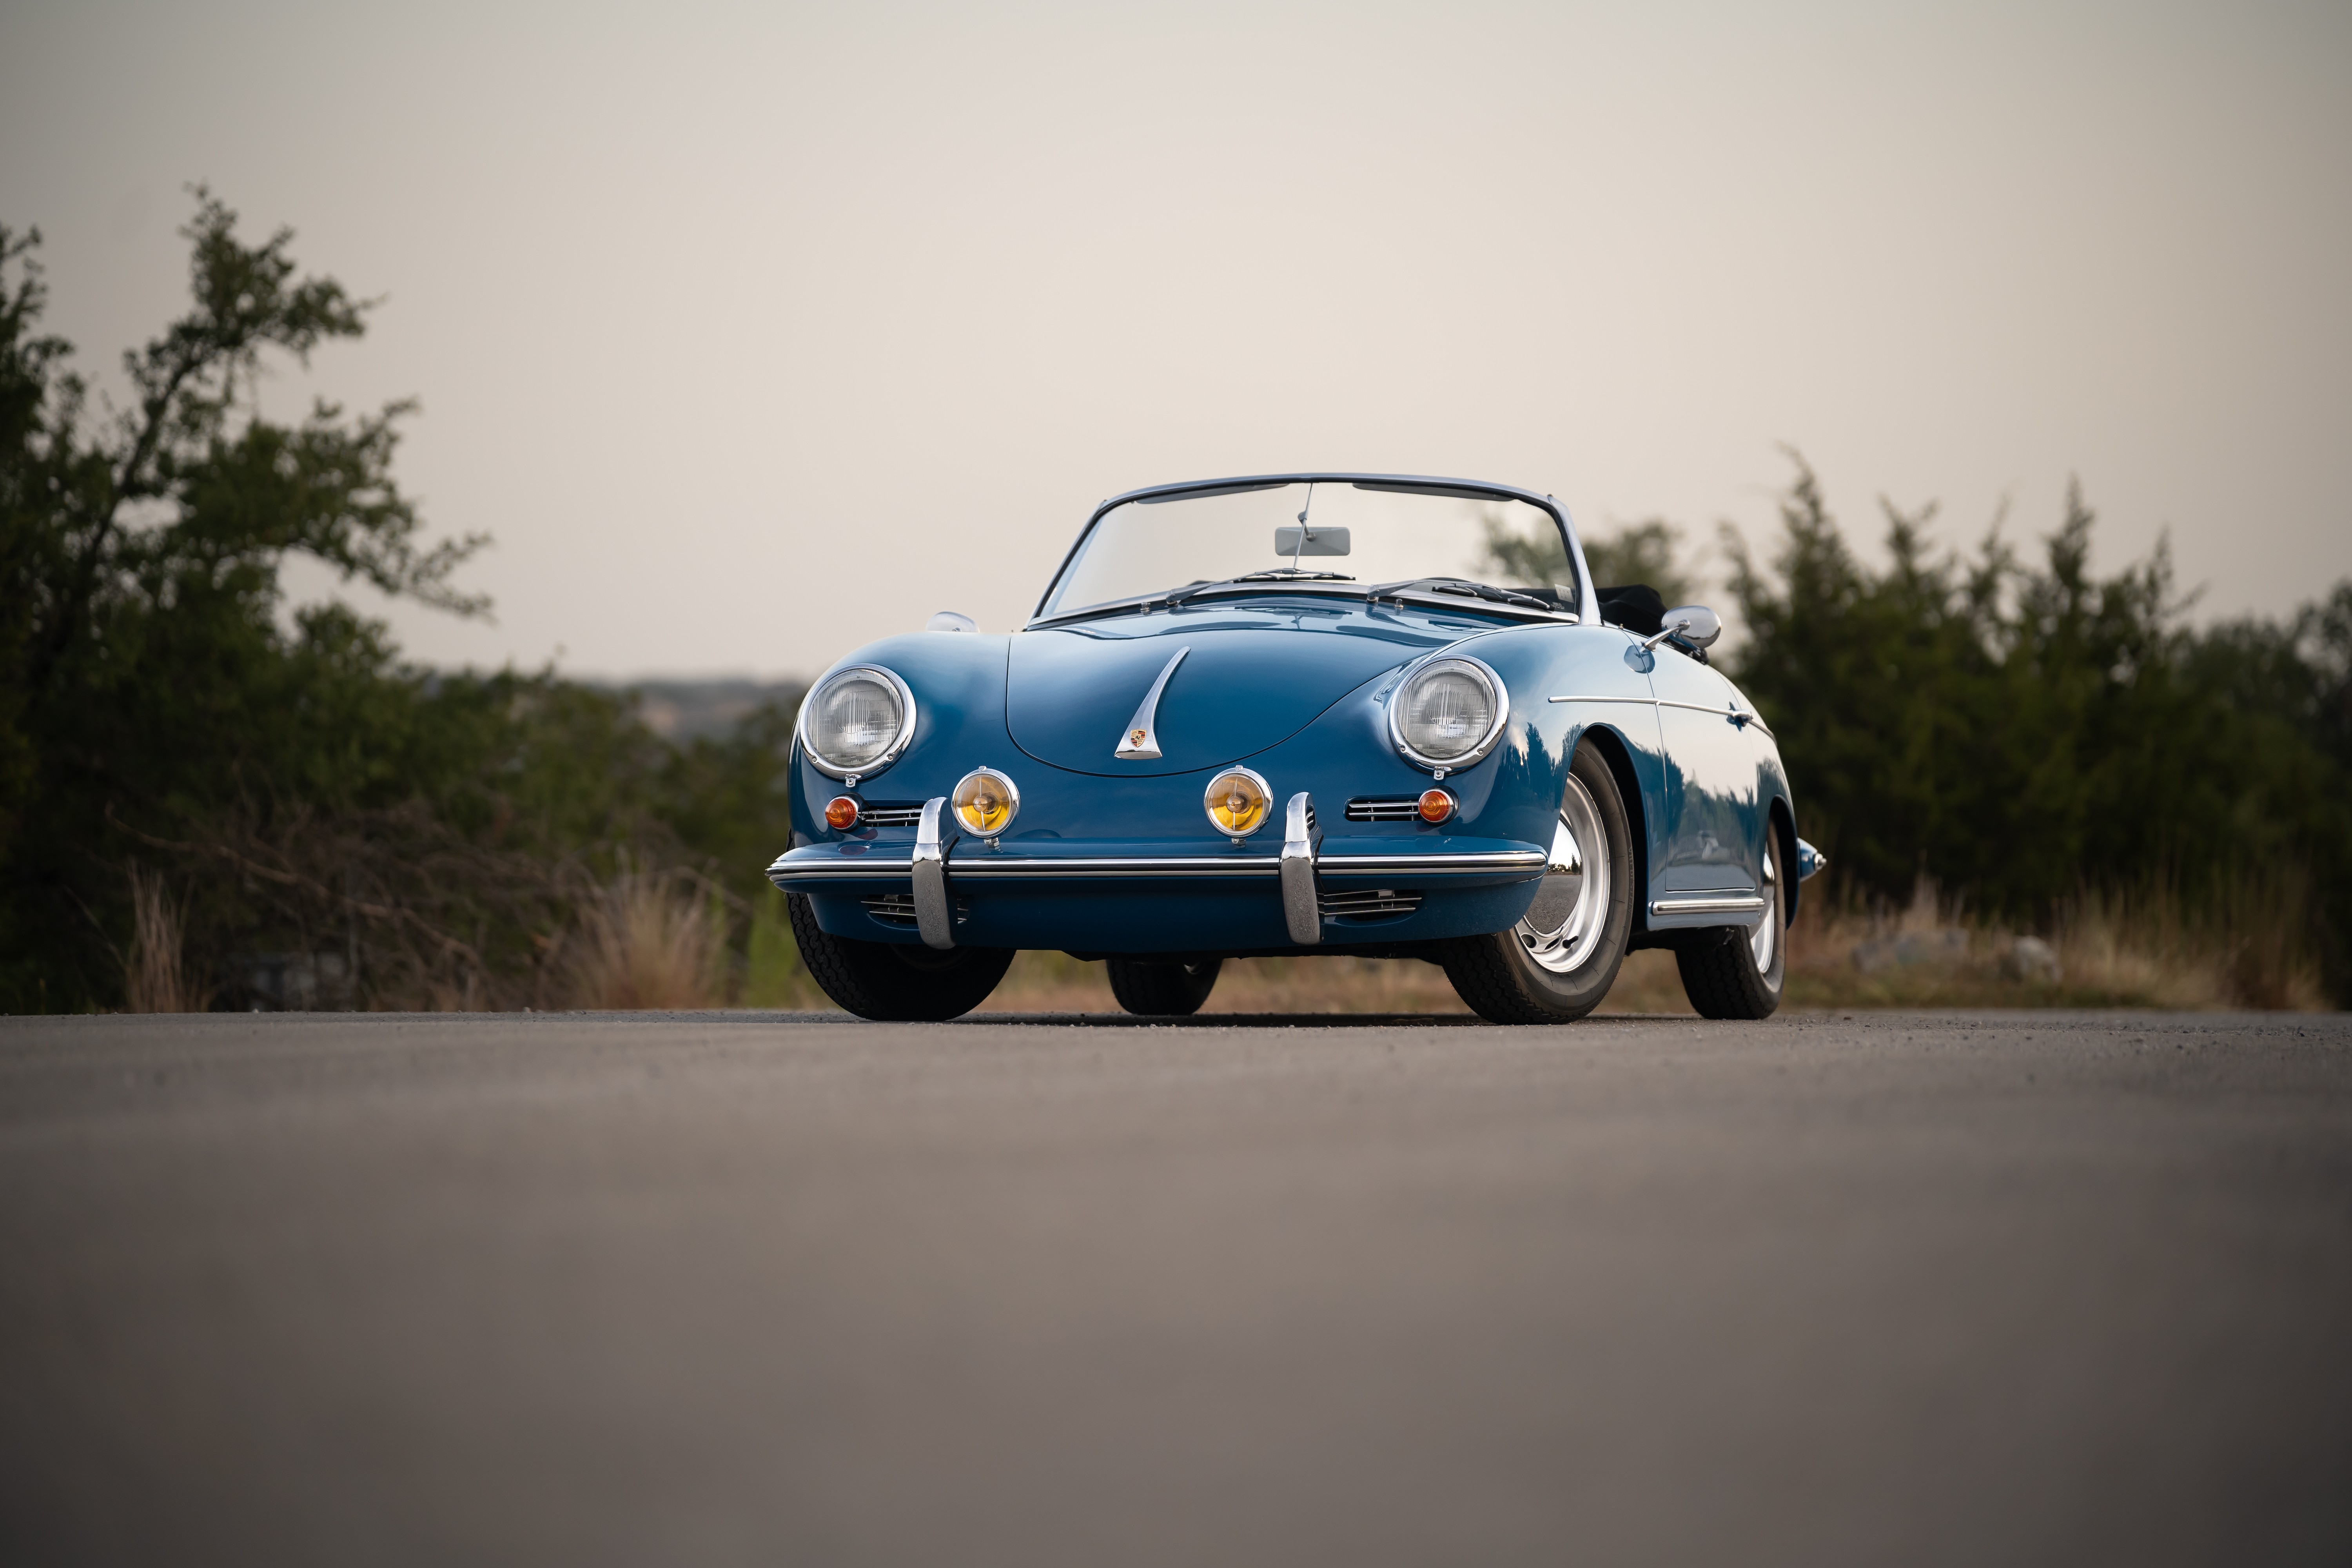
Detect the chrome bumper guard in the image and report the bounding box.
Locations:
[1279,791,1322,946]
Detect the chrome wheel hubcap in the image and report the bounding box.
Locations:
[1750,848,1778,971]
[1515,775,1610,974]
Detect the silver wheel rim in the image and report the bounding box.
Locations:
[1515,775,1610,974]
[1750,848,1778,971]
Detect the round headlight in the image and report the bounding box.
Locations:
[1204,768,1272,838]
[1390,655,1508,770]
[952,768,1019,838]
[799,665,916,779]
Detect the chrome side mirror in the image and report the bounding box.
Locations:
[926,610,978,633]
[1642,604,1722,650]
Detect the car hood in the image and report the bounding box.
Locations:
[1007,598,1473,777]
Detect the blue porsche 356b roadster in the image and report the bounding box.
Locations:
[767,473,1821,1022]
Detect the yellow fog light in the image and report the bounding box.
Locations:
[1203,767,1272,840]
[951,767,1020,839]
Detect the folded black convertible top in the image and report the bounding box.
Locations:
[1595,584,1665,637]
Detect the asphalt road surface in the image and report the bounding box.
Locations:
[3,1009,2348,1566]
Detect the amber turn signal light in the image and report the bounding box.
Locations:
[824,796,860,831]
[1417,788,1456,824]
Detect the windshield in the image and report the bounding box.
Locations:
[1036,480,1581,621]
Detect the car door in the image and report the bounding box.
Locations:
[1647,646,1763,897]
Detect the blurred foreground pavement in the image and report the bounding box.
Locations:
[2,1009,2348,1566]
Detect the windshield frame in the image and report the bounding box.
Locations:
[1028,472,1594,629]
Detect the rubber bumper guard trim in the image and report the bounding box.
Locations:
[911,797,955,949]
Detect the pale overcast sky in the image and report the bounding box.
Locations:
[3,0,2347,678]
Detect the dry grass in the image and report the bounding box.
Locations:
[1592,949,1697,1014]
[565,869,728,1010]
[1782,872,2328,1013]
[119,801,620,1011]
[122,865,204,1013]
[1203,955,1472,1014]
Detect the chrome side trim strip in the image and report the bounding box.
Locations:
[1114,646,1190,759]
[1657,699,1770,734]
[1649,894,1769,916]
[911,798,954,949]
[1547,693,1774,740]
[1280,791,1321,945]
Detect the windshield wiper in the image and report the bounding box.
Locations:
[1234,568,1355,584]
[1164,570,1355,607]
[1366,576,1555,611]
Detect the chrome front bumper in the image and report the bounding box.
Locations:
[767,792,1548,951]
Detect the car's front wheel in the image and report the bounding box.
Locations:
[1438,742,1635,1024]
[786,892,1014,1020]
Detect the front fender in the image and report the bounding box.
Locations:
[790,633,1012,841]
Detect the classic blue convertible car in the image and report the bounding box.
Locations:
[768,473,1821,1022]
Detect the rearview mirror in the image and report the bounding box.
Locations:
[1272,525,1350,557]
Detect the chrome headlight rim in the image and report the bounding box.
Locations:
[796,663,918,780]
[1201,765,1275,839]
[950,766,1021,838]
[1388,653,1510,772]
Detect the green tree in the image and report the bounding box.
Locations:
[0,196,836,1011]
[1480,511,1695,607]
[1476,507,1571,589]
[652,692,805,903]
[1582,519,1695,608]
[1723,454,2352,995]
[0,195,497,1007]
